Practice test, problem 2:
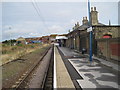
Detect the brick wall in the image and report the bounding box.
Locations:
[97,38,120,61]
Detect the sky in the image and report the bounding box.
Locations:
[1,0,119,41]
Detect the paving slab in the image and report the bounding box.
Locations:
[58,46,120,89]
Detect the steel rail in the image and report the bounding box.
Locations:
[41,46,53,89]
[13,45,53,89]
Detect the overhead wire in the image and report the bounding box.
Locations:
[31,0,50,34]
[33,0,45,23]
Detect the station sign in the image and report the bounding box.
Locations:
[87,27,92,32]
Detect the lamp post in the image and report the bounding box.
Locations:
[87,0,93,63]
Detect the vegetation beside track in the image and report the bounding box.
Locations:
[1,43,49,65]
[2,44,51,88]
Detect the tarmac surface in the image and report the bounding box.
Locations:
[57,46,120,90]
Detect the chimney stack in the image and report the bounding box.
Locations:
[77,22,80,26]
[82,16,88,25]
[91,7,93,11]
[90,6,98,25]
[109,20,111,26]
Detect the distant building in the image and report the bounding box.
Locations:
[41,36,50,43]
[25,37,42,44]
[56,35,68,47]
[49,34,58,43]
[16,37,26,44]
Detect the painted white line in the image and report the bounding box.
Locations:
[53,45,57,89]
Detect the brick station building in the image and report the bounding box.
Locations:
[66,7,120,62]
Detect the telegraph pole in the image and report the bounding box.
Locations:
[9,27,12,47]
[87,0,93,63]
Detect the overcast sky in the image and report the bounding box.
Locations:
[1,0,119,41]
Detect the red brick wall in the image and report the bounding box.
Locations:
[97,38,120,61]
[110,44,120,56]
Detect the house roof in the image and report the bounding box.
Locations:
[17,37,26,41]
[78,24,89,30]
[75,21,106,31]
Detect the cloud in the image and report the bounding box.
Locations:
[2,21,44,40]
[2,2,118,41]
[2,21,68,41]
[47,25,67,34]
[56,10,72,17]
[2,0,119,2]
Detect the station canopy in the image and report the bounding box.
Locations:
[56,36,68,40]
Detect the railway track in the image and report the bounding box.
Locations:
[43,46,54,89]
[8,45,54,89]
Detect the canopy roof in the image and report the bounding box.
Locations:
[56,36,68,39]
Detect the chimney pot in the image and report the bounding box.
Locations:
[94,7,96,11]
[83,17,84,20]
[91,7,93,11]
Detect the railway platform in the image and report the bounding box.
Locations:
[56,46,120,89]
[54,46,75,89]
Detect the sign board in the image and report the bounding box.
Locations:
[87,27,92,32]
